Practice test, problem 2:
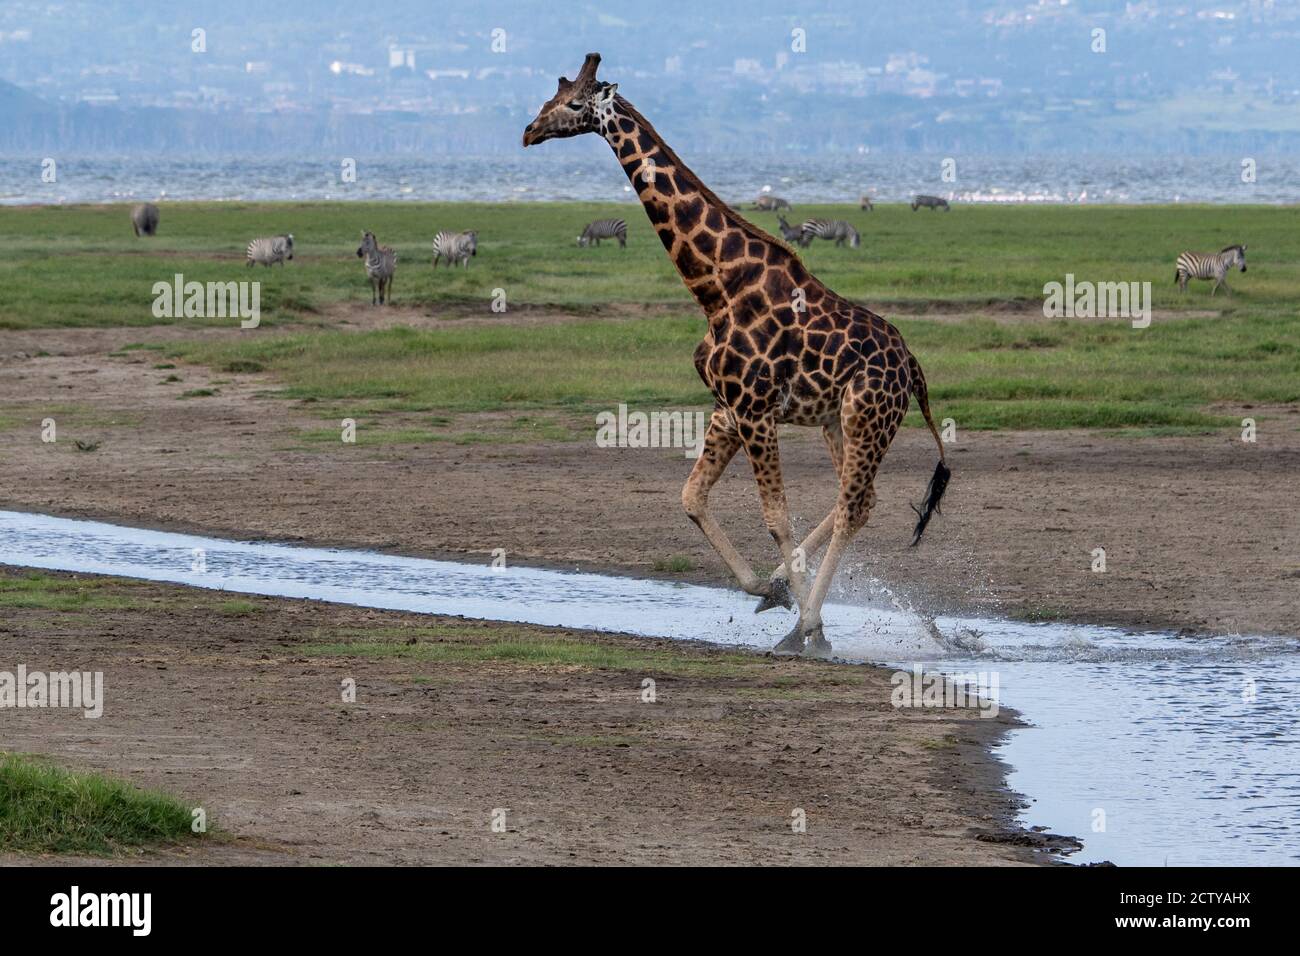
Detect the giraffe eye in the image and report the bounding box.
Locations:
[567,100,584,110]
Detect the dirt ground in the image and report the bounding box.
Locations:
[0,570,1046,866]
[1,318,1297,638]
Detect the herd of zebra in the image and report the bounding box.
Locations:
[353,228,478,305]
[126,201,1251,302]
[754,192,950,251]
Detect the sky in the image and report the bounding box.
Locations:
[2,1,1297,154]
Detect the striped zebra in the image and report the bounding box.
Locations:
[356,230,396,305]
[799,219,860,249]
[432,230,477,268]
[578,218,627,248]
[246,234,294,267]
[859,195,874,212]
[753,194,792,211]
[1175,244,1247,295]
[776,215,806,247]
[912,195,950,212]
[130,202,159,237]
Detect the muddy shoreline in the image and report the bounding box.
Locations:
[0,568,1051,866]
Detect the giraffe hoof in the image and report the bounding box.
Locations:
[754,577,795,614]
[802,628,833,660]
[771,625,805,656]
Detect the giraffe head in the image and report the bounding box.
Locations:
[522,53,617,147]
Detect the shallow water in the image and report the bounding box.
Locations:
[1,509,1295,865]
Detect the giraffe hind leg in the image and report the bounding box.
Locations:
[783,381,905,658]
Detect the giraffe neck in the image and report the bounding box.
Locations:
[599,96,762,320]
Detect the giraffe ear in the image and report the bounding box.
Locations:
[595,82,618,103]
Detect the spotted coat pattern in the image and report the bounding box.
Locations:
[523,54,947,656]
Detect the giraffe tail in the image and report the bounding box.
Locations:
[907,352,951,546]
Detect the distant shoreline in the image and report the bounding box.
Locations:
[3,153,1296,206]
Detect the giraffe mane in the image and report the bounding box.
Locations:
[613,95,799,256]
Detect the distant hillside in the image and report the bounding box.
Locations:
[0,78,54,117]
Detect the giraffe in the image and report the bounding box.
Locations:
[523,54,951,658]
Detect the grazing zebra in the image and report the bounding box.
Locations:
[130,202,159,237]
[753,194,792,211]
[912,195,950,212]
[1175,244,1247,295]
[432,229,477,268]
[859,195,874,212]
[776,215,806,246]
[578,218,627,248]
[356,230,396,305]
[246,234,294,267]
[799,219,860,248]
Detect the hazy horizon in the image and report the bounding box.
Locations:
[3,1,1300,155]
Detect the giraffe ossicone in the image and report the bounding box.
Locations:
[524,53,952,658]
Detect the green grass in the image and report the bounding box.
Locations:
[0,572,145,612]
[0,752,202,854]
[177,303,1299,431]
[5,200,1298,329]
[4,201,1298,431]
[216,599,263,616]
[301,623,759,676]
[653,554,697,573]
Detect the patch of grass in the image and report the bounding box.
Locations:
[303,638,655,669]
[216,599,262,616]
[179,388,217,398]
[653,554,696,573]
[0,573,142,612]
[221,359,265,373]
[0,752,202,854]
[301,624,759,676]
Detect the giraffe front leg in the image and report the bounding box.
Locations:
[737,418,814,651]
[681,410,769,598]
[755,422,844,614]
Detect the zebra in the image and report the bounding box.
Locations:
[859,195,874,212]
[912,195,950,212]
[578,218,627,248]
[246,234,294,267]
[1175,244,1247,295]
[776,215,807,247]
[432,230,477,268]
[753,194,792,211]
[130,202,159,237]
[799,219,860,248]
[356,230,396,305]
